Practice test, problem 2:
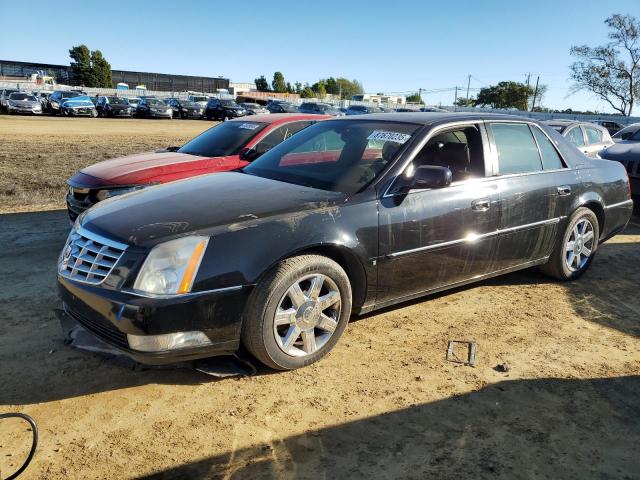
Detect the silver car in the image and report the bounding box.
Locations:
[240,102,269,115]
[543,120,613,158]
[6,92,43,115]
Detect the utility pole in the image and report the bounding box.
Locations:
[466,74,471,101]
[454,86,458,109]
[525,73,531,110]
[531,75,540,112]
[418,87,422,106]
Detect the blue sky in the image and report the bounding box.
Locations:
[1,0,637,113]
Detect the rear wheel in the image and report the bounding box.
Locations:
[242,255,352,370]
[541,207,599,280]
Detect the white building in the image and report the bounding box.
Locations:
[351,93,406,105]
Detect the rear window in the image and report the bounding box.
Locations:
[584,127,602,144]
[532,127,564,170]
[566,127,585,147]
[490,123,543,175]
[178,121,267,157]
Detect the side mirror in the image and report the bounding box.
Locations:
[239,147,259,161]
[411,165,452,190]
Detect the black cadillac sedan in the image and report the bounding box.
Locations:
[57,113,633,370]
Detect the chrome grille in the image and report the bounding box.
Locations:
[58,227,128,285]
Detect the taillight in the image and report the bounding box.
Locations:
[624,168,632,199]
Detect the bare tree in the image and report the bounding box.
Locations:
[570,14,640,116]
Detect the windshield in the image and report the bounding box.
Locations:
[9,93,36,101]
[146,99,164,106]
[61,91,82,99]
[613,126,640,140]
[242,103,260,108]
[191,96,208,102]
[182,101,198,107]
[243,120,420,194]
[349,105,367,111]
[178,121,267,157]
[221,99,237,107]
[107,97,128,105]
[128,98,140,104]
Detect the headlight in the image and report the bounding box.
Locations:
[95,184,148,201]
[133,236,209,295]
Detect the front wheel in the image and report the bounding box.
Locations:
[541,207,599,280]
[242,255,352,370]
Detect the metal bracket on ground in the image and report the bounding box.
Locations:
[446,340,477,366]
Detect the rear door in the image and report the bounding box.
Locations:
[565,126,587,154]
[487,122,579,270]
[583,125,609,156]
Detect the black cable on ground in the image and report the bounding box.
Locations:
[0,413,38,480]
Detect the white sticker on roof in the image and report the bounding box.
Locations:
[238,123,260,130]
[367,130,411,144]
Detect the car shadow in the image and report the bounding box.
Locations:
[134,375,640,479]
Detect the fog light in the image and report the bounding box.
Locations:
[127,331,212,352]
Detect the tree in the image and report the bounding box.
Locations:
[454,97,475,107]
[300,84,315,98]
[286,82,294,94]
[475,81,534,110]
[69,45,92,86]
[570,14,640,116]
[90,50,112,88]
[254,75,269,92]
[294,82,302,94]
[406,92,422,103]
[68,45,113,87]
[272,72,287,93]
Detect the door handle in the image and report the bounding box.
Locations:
[471,199,490,211]
[557,185,572,196]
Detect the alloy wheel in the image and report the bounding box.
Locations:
[565,218,595,272]
[273,274,341,357]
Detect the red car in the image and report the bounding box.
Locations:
[66,114,327,222]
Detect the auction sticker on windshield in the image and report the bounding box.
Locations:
[238,123,260,130]
[367,130,411,144]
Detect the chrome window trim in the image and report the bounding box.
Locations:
[386,217,562,258]
[604,199,634,209]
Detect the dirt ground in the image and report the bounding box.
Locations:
[0,116,210,212]
[0,116,639,479]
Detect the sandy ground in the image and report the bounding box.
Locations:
[0,116,639,479]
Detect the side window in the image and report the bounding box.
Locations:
[412,125,485,181]
[632,129,640,141]
[254,122,313,156]
[566,127,585,147]
[490,123,542,175]
[585,127,602,144]
[532,127,564,170]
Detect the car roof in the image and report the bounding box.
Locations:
[333,112,538,125]
[228,113,331,124]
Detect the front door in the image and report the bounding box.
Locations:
[377,123,501,304]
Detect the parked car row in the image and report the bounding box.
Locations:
[57,111,633,373]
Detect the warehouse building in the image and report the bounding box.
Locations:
[0,59,229,92]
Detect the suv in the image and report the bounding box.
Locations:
[1,88,20,112]
[204,98,246,120]
[298,102,343,116]
[346,104,379,115]
[95,96,134,117]
[165,98,205,119]
[266,100,299,113]
[592,120,625,136]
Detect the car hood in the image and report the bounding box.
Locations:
[600,142,640,161]
[62,99,93,107]
[81,172,344,246]
[109,104,130,109]
[11,100,40,106]
[75,151,211,185]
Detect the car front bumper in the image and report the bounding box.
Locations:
[149,111,172,118]
[64,107,96,116]
[7,105,42,114]
[57,275,251,364]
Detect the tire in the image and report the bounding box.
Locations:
[242,255,352,370]
[541,207,599,280]
[90,109,98,118]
